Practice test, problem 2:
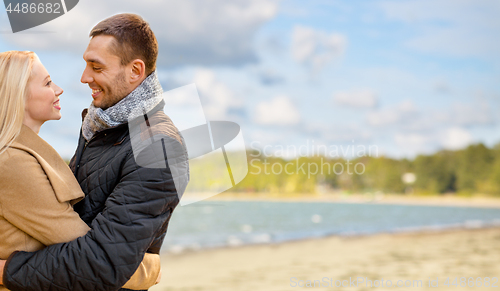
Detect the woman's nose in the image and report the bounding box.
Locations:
[54,83,63,96]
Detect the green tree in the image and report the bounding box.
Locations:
[455,143,494,193]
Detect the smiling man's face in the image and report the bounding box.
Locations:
[81,35,131,110]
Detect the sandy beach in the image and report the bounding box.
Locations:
[152,227,500,291]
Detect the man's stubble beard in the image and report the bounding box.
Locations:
[96,70,130,110]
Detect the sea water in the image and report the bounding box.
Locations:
[161,201,500,253]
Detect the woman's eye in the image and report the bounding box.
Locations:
[46,81,52,86]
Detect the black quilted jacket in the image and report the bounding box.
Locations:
[3,106,186,291]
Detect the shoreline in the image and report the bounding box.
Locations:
[153,227,500,291]
[206,192,500,208]
[161,224,500,256]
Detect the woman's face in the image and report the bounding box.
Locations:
[24,58,63,126]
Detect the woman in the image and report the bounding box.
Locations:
[0,51,160,290]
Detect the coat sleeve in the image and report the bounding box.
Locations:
[122,253,161,290]
[3,146,180,291]
[0,153,91,246]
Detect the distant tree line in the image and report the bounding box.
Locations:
[232,143,500,196]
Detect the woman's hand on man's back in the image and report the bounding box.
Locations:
[0,259,6,285]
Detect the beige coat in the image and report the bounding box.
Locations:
[0,125,159,290]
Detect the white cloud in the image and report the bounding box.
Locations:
[248,129,286,146]
[366,100,418,127]
[333,90,378,108]
[366,98,495,133]
[255,95,300,126]
[433,101,494,127]
[291,25,346,72]
[192,69,244,120]
[394,133,432,154]
[395,133,428,146]
[440,127,473,150]
[304,123,373,143]
[451,102,494,126]
[2,0,280,67]
[379,0,500,57]
[393,127,474,157]
[433,79,451,94]
[258,69,285,85]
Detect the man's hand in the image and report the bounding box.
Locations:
[0,259,6,285]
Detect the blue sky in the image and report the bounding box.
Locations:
[1,0,499,159]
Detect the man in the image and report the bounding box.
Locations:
[0,13,188,290]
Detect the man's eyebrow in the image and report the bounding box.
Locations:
[87,59,105,66]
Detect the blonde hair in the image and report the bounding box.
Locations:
[0,51,37,156]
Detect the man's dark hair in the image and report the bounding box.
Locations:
[90,13,158,75]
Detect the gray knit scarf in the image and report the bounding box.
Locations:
[82,71,163,141]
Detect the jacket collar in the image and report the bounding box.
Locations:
[10,125,85,204]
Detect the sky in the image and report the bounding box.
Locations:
[1,0,499,159]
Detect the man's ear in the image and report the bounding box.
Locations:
[129,59,146,83]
